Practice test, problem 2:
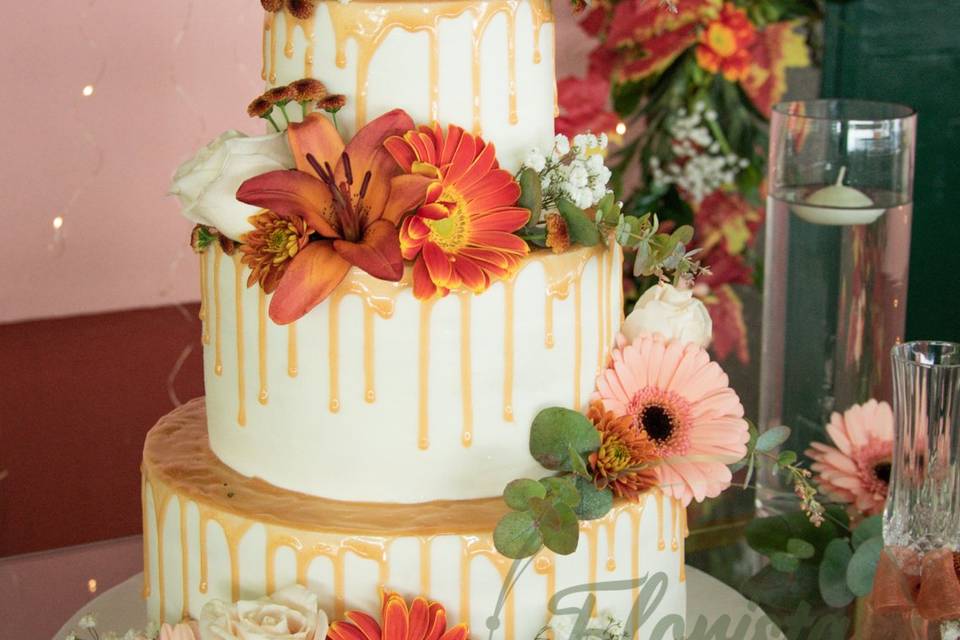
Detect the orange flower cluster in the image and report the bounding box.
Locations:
[586,401,658,500]
[695,3,757,82]
[329,591,468,640]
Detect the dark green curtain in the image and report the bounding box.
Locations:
[824,0,960,342]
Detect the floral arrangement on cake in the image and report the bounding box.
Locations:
[171,77,709,324]
[558,0,820,363]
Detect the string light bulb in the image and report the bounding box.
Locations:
[52,215,64,230]
[82,85,94,97]
[615,122,627,136]
[87,578,97,593]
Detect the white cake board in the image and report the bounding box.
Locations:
[52,567,784,640]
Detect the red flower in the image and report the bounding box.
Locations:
[694,3,757,81]
[384,123,529,300]
[328,592,468,640]
[556,74,620,138]
[701,284,749,363]
[740,20,811,117]
[237,110,431,323]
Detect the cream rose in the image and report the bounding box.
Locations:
[622,282,712,347]
[198,585,329,640]
[170,130,294,241]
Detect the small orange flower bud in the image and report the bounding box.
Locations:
[260,0,283,11]
[247,97,274,118]
[545,212,571,254]
[263,85,297,105]
[286,0,317,19]
[290,78,327,102]
[319,94,346,113]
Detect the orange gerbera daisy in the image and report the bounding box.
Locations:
[384,124,530,299]
[695,3,757,82]
[328,592,468,640]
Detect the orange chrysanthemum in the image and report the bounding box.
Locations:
[587,401,658,500]
[695,3,757,82]
[240,210,310,293]
[328,592,468,640]
[385,124,530,299]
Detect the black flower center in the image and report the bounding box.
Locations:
[873,461,891,485]
[640,404,674,444]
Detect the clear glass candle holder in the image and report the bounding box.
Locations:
[758,100,917,513]
[885,341,960,560]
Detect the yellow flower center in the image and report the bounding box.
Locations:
[706,23,738,57]
[599,438,632,473]
[426,188,470,253]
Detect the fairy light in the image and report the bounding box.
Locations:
[87,578,97,593]
[52,215,64,230]
[82,85,94,97]
[615,122,627,136]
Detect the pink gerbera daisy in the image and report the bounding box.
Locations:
[806,399,894,516]
[593,333,750,505]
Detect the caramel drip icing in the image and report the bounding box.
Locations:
[461,536,516,640]
[261,13,274,81]
[258,289,269,405]
[199,252,210,345]
[233,254,247,427]
[280,14,317,77]
[502,279,515,422]
[655,491,665,551]
[267,13,278,83]
[537,246,601,350]
[458,293,474,447]
[199,508,210,594]
[287,323,298,377]
[328,293,341,413]
[213,246,223,376]
[418,298,436,449]
[141,475,151,598]
[179,496,190,619]
[148,481,173,621]
[533,553,556,631]
[543,294,554,348]
[604,517,617,571]
[627,499,646,609]
[419,537,433,595]
[363,306,376,403]
[505,7,518,125]
[670,497,679,552]
[679,506,688,583]
[322,0,553,131]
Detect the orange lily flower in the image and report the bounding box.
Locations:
[384,123,529,300]
[237,109,431,324]
[328,592,469,640]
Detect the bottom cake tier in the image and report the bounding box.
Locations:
[142,399,688,637]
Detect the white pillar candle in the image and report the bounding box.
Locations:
[791,167,886,225]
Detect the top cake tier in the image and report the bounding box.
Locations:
[261,0,556,171]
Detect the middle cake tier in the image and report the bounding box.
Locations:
[200,243,624,503]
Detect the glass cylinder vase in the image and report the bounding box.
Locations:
[757,100,917,513]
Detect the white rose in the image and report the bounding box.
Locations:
[622,283,712,348]
[170,130,294,241]
[199,585,328,640]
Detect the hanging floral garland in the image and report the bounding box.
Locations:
[558,0,820,363]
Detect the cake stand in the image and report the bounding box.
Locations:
[52,567,785,640]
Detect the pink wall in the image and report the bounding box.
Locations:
[2,1,593,324]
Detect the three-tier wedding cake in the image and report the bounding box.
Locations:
[146,0,750,637]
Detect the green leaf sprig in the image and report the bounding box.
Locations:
[494,407,616,559]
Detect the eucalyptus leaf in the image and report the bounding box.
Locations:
[567,444,590,478]
[777,451,798,467]
[540,476,580,508]
[846,536,883,596]
[573,476,613,520]
[770,551,800,573]
[851,516,883,550]
[518,168,542,228]
[503,479,547,511]
[756,426,791,452]
[493,511,543,559]
[540,502,580,555]
[530,407,601,471]
[557,199,601,246]
[787,538,816,560]
[671,225,694,245]
[819,539,855,608]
